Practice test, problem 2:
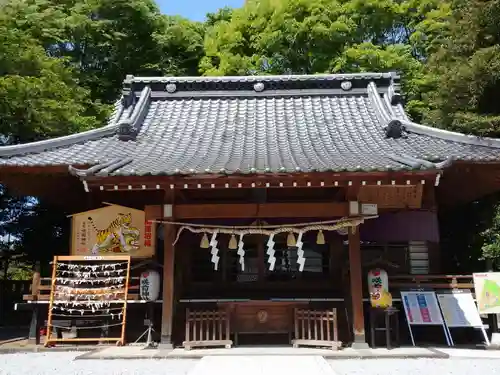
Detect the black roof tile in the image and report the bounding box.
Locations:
[1,73,500,177]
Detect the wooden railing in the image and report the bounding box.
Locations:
[389,275,474,290]
[183,309,233,350]
[292,308,341,350]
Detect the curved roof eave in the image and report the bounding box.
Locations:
[367,81,500,150]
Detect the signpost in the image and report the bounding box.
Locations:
[400,291,452,346]
[436,291,489,345]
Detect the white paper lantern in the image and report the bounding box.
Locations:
[367,268,393,308]
[367,268,388,295]
[139,270,161,301]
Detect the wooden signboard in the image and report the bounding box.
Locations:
[71,204,155,258]
[358,185,423,209]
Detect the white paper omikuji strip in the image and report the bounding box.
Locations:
[237,234,246,271]
[296,232,306,272]
[266,234,276,271]
[209,232,220,270]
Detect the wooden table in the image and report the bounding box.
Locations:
[218,300,309,345]
[369,307,400,349]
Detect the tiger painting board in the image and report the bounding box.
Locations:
[436,291,489,346]
[400,291,452,346]
[70,204,155,258]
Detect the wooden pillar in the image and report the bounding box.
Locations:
[161,204,175,347]
[28,262,41,345]
[348,225,369,348]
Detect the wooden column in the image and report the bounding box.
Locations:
[161,205,175,347]
[348,225,369,348]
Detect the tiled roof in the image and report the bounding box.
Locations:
[1,72,500,177]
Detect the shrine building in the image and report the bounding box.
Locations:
[1,72,500,349]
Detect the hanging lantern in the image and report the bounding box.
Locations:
[287,232,296,247]
[367,268,392,308]
[316,230,325,245]
[140,270,160,301]
[200,233,209,248]
[228,234,238,250]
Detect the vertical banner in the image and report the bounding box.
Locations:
[71,204,156,258]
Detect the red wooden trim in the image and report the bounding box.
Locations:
[172,202,349,219]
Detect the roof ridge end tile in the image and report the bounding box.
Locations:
[116,86,151,141]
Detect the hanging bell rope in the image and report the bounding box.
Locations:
[154,216,376,230]
[172,216,376,246]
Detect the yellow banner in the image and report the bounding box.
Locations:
[71,204,155,258]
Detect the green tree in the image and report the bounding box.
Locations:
[422,0,500,136]
[0,26,99,143]
[200,0,452,120]
[155,15,206,76]
[0,0,166,105]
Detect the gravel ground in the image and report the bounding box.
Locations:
[0,352,500,375]
[0,352,197,375]
[328,358,500,375]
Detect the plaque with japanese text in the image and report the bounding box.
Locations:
[71,204,156,258]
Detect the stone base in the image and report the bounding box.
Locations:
[158,342,174,350]
[486,333,500,350]
[351,341,370,349]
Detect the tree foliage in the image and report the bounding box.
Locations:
[2,0,500,269]
[0,25,100,143]
[200,0,451,120]
[422,0,500,137]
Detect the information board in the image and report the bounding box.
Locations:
[400,291,451,346]
[437,291,483,328]
[436,290,489,346]
[473,272,500,314]
[401,291,444,325]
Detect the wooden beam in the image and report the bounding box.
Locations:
[348,225,369,348]
[85,170,439,191]
[173,202,349,219]
[161,204,175,347]
[145,205,162,221]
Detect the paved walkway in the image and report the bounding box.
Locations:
[188,356,335,375]
[75,345,445,360]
